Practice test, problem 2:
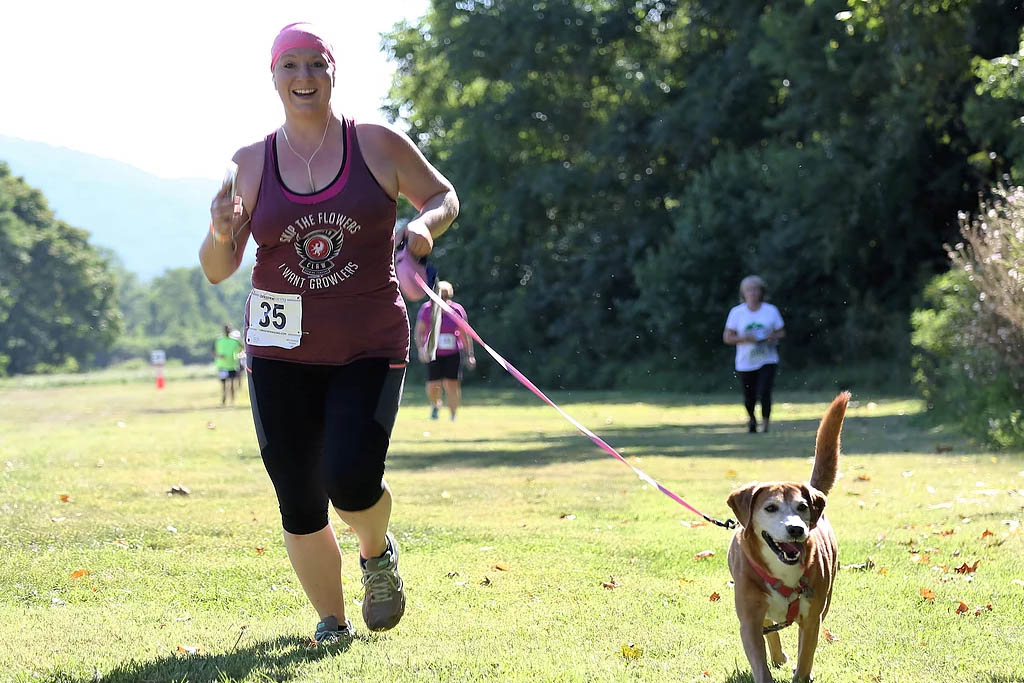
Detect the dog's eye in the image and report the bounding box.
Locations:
[764,504,778,513]
[797,502,809,512]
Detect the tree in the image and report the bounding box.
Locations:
[383,1,1023,388]
[0,163,120,375]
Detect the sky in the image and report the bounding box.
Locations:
[0,0,429,180]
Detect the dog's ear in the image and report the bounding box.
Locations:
[801,484,827,528]
[727,483,761,529]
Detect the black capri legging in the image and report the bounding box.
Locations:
[737,363,777,421]
[248,356,406,535]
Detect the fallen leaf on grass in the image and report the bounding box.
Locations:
[855,474,871,482]
[709,592,721,602]
[823,628,839,643]
[981,530,994,539]
[58,494,70,503]
[166,485,190,496]
[620,643,643,660]
[973,603,994,616]
[694,550,715,560]
[69,569,89,580]
[176,645,203,655]
[446,571,460,578]
[920,588,936,602]
[50,517,66,523]
[955,601,969,615]
[491,564,509,571]
[725,469,738,478]
[910,553,931,565]
[114,539,128,548]
[479,577,491,586]
[954,561,980,574]
[877,567,890,575]
[254,547,264,555]
[933,528,955,537]
[559,513,576,521]
[602,576,620,589]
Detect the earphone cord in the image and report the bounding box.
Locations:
[279,116,333,192]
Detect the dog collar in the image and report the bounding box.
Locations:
[744,548,813,633]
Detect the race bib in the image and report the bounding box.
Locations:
[438,333,457,351]
[246,288,302,349]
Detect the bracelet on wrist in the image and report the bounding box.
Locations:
[210,221,232,245]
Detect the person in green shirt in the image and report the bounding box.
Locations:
[214,325,245,405]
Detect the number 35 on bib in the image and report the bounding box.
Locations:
[246,288,303,349]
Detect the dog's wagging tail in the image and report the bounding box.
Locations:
[809,391,850,496]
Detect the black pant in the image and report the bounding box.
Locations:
[248,356,406,534]
[737,364,777,422]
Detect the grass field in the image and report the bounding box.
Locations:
[1,374,1022,682]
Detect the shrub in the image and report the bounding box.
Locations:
[912,184,1024,448]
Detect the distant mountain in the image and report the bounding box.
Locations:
[0,136,252,278]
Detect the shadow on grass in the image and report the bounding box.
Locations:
[137,403,252,416]
[389,413,991,471]
[46,633,364,682]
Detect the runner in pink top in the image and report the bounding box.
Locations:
[198,22,459,644]
[414,280,476,421]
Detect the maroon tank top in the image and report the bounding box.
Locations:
[245,117,409,365]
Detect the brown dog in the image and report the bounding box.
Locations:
[726,392,849,683]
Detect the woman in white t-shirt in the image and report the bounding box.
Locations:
[723,275,786,433]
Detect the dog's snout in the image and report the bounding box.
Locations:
[786,524,805,538]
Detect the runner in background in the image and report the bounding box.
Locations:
[415,280,475,421]
[214,324,244,405]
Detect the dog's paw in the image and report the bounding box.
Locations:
[770,651,788,668]
[790,671,813,683]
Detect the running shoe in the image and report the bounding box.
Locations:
[313,615,355,644]
[360,531,406,631]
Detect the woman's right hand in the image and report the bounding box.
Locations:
[210,175,245,243]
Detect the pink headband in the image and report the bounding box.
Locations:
[271,23,335,71]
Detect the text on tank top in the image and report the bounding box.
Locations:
[246,117,409,365]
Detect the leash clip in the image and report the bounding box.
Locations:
[704,515,738,530]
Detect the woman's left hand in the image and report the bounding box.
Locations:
[466,355,477,370]
[403,220,434,258]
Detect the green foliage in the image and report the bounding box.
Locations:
[384,0,1023,389]
[0,163,120,376]
[912,185,1024,448]
[965,27,1024,180]
[106,264,252,366]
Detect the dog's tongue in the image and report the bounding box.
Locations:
[779,541,801,555]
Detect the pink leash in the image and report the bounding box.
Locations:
[414,273,736,530]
